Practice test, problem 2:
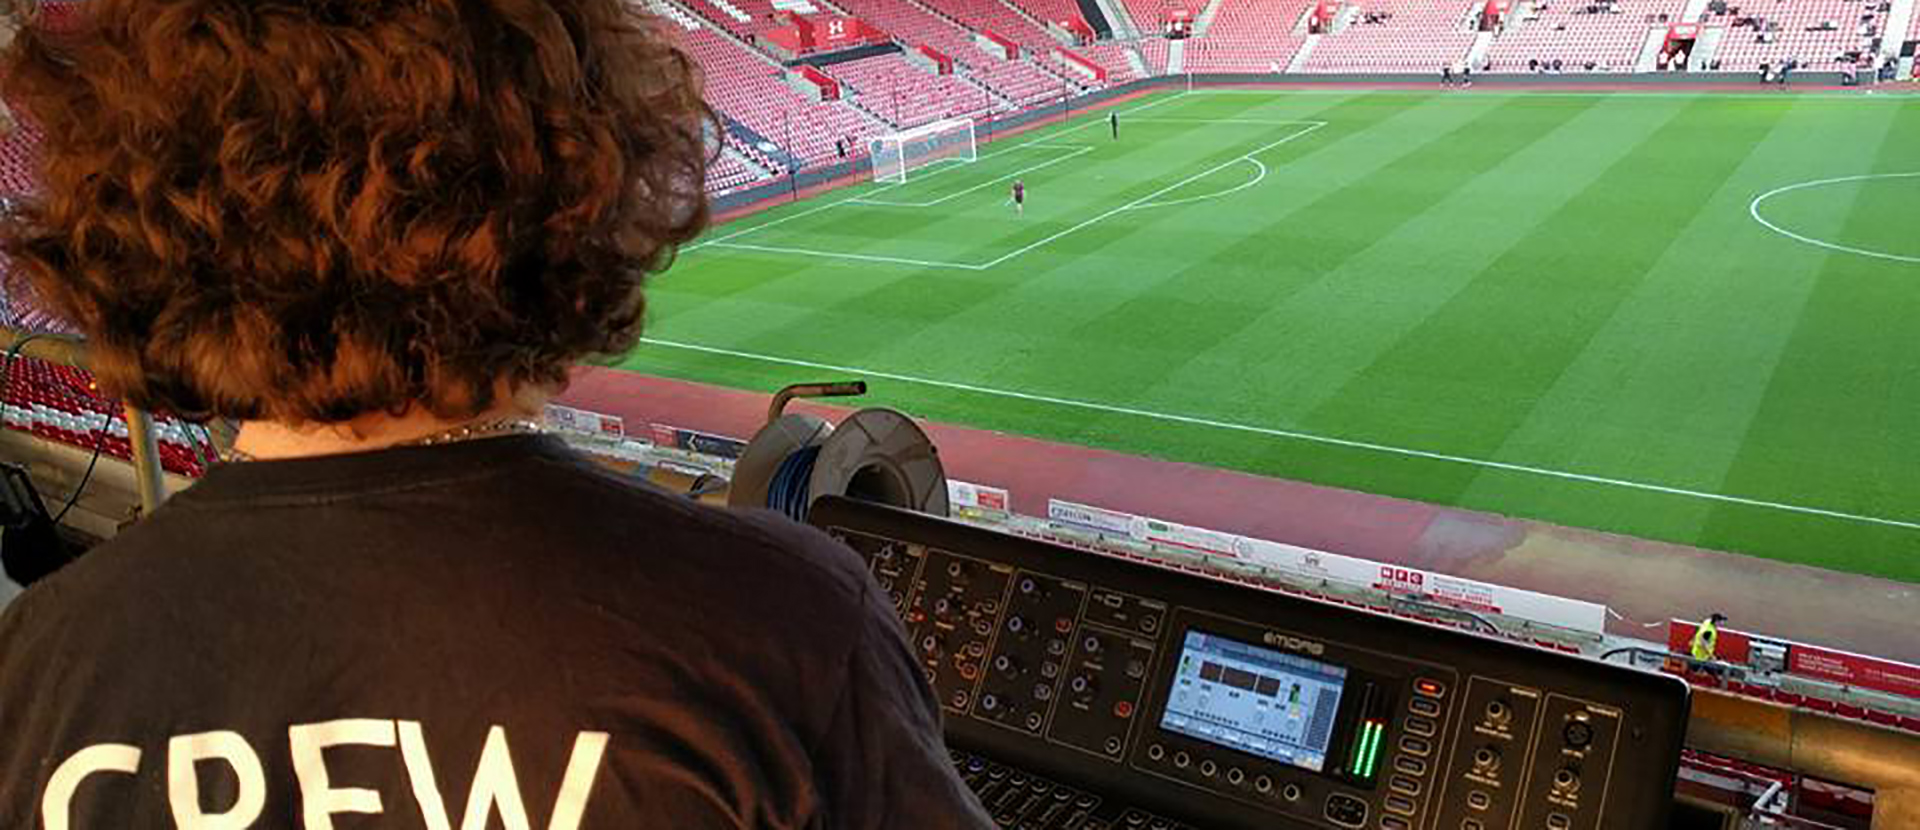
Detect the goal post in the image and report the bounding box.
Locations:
[869,118,977,184]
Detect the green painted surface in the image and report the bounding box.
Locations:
[621,89,1920,583]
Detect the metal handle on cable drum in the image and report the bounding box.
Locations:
[728,381,949,521]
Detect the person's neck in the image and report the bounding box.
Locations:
[232,391,549,461]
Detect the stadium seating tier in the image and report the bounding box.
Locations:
[1485,0,1687,72]
[1303,0,1480,72]
[827,53,996,127]
[1180,0,1316,73]
[1708,0,1877,71]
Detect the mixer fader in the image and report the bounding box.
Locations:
[813,497,1689,830]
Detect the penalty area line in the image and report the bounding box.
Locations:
[638,337,1920,533]
[700,242,984,271]
[973,121,1324,270]
[848,145,1095,208]
[685,92,1194,254]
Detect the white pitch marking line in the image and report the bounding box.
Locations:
[705,242,983,270]
[973,121,1325,270]
[687,91,1194,253]
[1748,172,1920,264]
[1129,117,1331,126]
[850,145,1094,208]
[640,337,1920,533]
[1130,157,1268,211]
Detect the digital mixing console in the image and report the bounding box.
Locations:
[811,497,1690,830]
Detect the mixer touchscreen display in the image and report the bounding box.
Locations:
[1159,630,1348,773]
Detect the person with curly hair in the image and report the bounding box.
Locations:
[0,1,993,826]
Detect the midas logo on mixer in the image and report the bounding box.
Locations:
[38,719,608,829]
[1261,631,1327,657]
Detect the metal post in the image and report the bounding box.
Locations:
[784,110,797,201]
[122,403,166,515]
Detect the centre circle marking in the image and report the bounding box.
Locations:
[1749,172,1920,264]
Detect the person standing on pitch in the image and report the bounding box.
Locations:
[1011,178,1026,214]
[1109,109,1119,139]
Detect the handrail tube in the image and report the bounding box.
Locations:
[0,328,89,370]
[121,404,164,515]
[0,325,167,513]
[1687,688,1920,829]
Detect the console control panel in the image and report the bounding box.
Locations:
[815,497,1688,830]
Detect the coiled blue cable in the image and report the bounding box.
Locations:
[767,444,822,521]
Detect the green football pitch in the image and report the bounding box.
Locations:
[619,88,1920,584]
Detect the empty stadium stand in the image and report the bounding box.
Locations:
[1180,0,1314,73]
[1117,0,1191,34]
[677,27,885,167]
[1708,0,1874,70]
[1003,0,1092,33]
[918,0,1093,85]
[708,149,773,195]
[826,53,996,126]
[1,356,213,478]
[829,0,1073,102]
[1136,34,1172,73]
[1303,0,1480,72]
[1082,41,1147,81]
[1486,0,1687,71]
[682,0,817,41]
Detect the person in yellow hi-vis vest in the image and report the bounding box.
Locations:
[1691,613,1729,677]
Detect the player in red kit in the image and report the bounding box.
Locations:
[1010,179,1025,214]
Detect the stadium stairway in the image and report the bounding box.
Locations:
[1633,26,1668,70]
[1191,0,1227,35]
[884,0,1091,98]
[1302,0,1478,72]
[1886,0,1919,60]
[990,0,1055,35]
[1181,0,1314,74]
[1287,32,1319,71]
[824,0,1045,105]
[1166,37,1183,72]
[1467,28,1494,67]
[1092,0,1139,38]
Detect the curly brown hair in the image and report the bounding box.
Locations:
[1,0,712,423]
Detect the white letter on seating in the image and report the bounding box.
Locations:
[168,731,266,829]
[41,744,142,830]
[290,719,397,829]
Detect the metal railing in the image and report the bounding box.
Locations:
[1688,687,1920,829]
[0,326,167,515]
[1603,646,1920,828]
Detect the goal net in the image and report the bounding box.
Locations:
[869,118,977,184]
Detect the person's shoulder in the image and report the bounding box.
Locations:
[526,449,875,600]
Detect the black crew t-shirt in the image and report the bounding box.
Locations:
[0,435,993,829]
